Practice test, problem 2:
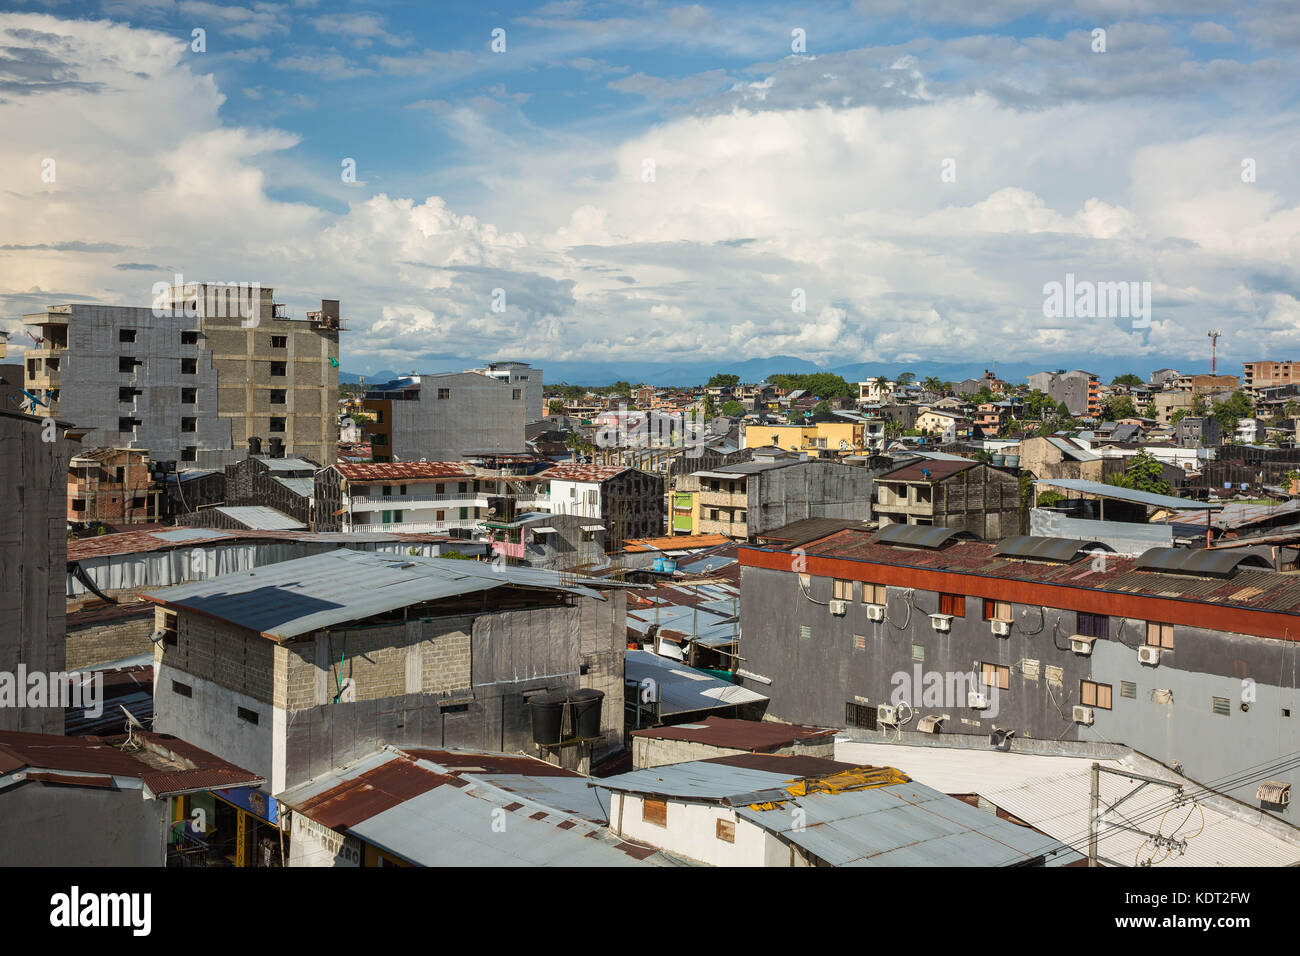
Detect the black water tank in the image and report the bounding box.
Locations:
[568,689,605,740]
[248,436,262,456]
[527,692,566,746]
[269,437,284,458]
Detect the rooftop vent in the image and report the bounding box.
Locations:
[870,524,972,550]
[1134,547,1272,579]
[993,536,1112,564]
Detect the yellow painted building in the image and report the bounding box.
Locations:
[743,421,865,457]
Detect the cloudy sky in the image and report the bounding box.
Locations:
[1,0,1298,377]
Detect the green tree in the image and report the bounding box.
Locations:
[922,376,945,395]
[707,373,740,388]
[548,399,565,414]
[1106,450,1171,495]
[1102,395,1137,420]
[1056,401,1071,418]
[720,399,745,417]
[811,399,831,417]
[1191,395,1209,416]
[896,372,916,385]
[1211,391,1253,432]
[1111,373,1143,387]
[701,394,717,419]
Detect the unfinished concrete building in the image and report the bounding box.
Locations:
[23,283,340,469]
[874,458,1024,539]
[66,447,158,525]
[692,451,876,541]
[0,409,79,733]
[363,373,525,463]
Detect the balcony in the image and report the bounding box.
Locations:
[349,519,483,534]
[698,489,747,508]
[349,492,486,509]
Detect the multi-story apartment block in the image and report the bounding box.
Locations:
[1243,361,1300,395]
[1027,369,1101,418]
[317,460,549,535]
[737,526,1299,814]
[23,284,340,468]
[362,372,525,463]
[470,361,544,422]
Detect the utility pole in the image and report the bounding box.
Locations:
[1208,330,1222,377]
[1088,762,1100,867]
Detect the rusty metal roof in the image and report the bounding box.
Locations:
[755,530,1300,615]
[880,458,975,482]
[0,730,261,797]
[67,527,457,561]
[335,461,474,481]
[541,464,630,482]
[631,717,837,751]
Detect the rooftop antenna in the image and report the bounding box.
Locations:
[1208,330,1222,376]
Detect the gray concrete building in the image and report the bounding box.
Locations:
[736,529,1300,816]
[363,372,525,463]
[471,361,544,422]
[0,409,78,733]
[1027,369,1100,418]
[143,549,628,798]
[693,450,876,541]
[23,283,340,468]
[874,457,1024,539]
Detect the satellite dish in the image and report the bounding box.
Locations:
[148,628,167,644]
[120,705,145,732]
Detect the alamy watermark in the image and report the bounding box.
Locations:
[1042,273,1151,329]
[594,404,708,457]
[890,664,1000,719]
[152,273,262,328]
[0,666,103,718]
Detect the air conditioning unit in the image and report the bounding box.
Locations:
[1138,645,1162,666]
[1070,635,1096,656]
[930,613,953,633]
[917,715,946,734]
[967,691,989,709]
[829,600,848,617]
[866,604,886,622]
[878,704,900,726]
[1073,705,1095,725]
[991,620,1011,637]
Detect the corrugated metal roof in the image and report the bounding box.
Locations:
[335,461,474,481]
[1046,436,1100,462]
[150,528,227,542]
[278,747,680,866]
[141,548,611,640]
[835,742,1300,867]
[260,457,318,472]
[1034,478,1217,511]
[273,476,315,498]
[631,717,836,751]
[213,506,306,530]
[625,650,767,716]
[993,536,1111,563]
[599,752,1071,866]
[757,530,1300,615]
[541,464,631,482]
[736,782,1066,866]
[881,458,975,481]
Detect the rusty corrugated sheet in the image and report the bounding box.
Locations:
[335,461,475,481]
[297,758,451,829]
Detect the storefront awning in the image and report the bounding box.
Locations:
[580,524,606,531]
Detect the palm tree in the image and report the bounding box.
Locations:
[922,376,945,396]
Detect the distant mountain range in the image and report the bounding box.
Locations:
[340,354,1232,389]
